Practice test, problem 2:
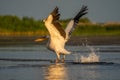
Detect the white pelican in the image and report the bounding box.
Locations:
[35,5,88,63]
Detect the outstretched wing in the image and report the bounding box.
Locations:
[51,7,60,22]
[45,7,66,39]
[65,5,88,40]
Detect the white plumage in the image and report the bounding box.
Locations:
[36,5,88,62]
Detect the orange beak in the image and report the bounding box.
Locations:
[35,37,48,42]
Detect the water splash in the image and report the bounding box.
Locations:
[73,45,100,63]
[80,46,100,63]
[73,38,100,63]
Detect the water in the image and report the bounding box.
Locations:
[0,45,120,80]
[80,46,99,63]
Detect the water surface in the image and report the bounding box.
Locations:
[0,45,120,80]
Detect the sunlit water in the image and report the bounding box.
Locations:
[0,45,120,80]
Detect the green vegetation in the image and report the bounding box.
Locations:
[73,23,120,36]
[0,15,120,36]
[0,15,47,36]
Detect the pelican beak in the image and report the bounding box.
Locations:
[34,36,48,42]
[35,38,48,42]
[35,38,45,42]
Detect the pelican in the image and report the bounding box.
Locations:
[35,5,88,63]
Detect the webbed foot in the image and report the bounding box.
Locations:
[55,58,60,63]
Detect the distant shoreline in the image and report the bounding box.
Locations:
[68,36,120,45]
[0,36,120,46]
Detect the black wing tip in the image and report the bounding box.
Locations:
[51,6,59,14]
[54,6,59,11]
[73,5,88,23]
[51,6,61,21]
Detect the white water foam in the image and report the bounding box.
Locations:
[80,46,100,63]
[73,45,100,63]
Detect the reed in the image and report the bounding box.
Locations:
[0,15,120,36]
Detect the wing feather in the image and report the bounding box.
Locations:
[65,5,88,40]
[45,7,66,39]
[51,7,66,39]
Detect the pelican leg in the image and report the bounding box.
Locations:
[55,53,60,63]
[61,54,65,63]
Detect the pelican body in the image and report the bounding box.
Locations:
[36,5,88,63]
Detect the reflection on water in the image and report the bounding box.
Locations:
[44,64,68,80]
